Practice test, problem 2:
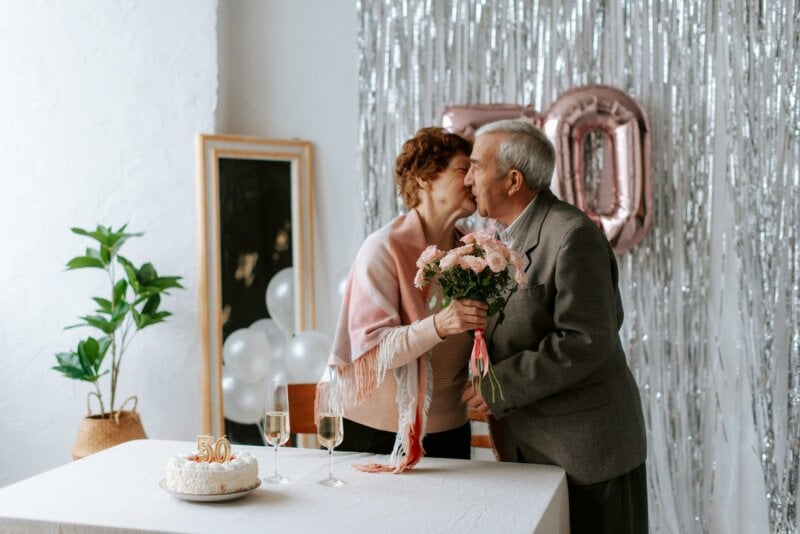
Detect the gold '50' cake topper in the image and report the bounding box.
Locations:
[196,434,232,463]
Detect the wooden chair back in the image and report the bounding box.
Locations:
[286,383,317,446]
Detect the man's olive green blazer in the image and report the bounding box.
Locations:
[484,188,647,485]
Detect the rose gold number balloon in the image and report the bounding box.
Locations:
[542,85,653,254]
[441,104,541,140]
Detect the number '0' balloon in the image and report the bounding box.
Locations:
[542,85,653,254]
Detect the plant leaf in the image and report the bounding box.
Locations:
[106,225,143,255]
[78,314,117,334]
[99,245,111,264]
[76,336,110,376]
[97,336,111,358]
[70,227,95,239]
[141,294,161,316]
[77,338,98,374]
[52,358,93,381]
[138,263,157,285]
[131,307,144,328]
[84,247,103,260]
[110,301,130,323]
[54,351,89,380]
[113,278,128,306]
[92,297,113,314]
[66,256,106,270]
[117,256,141,293]
[138,310,172,328]
[71,226,110,246]
[145,276,184,291]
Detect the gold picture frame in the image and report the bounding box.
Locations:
[197,134,315,436]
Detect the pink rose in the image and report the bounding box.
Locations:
[481,233,499,246]
[439,251,461,271]
[416,245,443,268]
[460,255,488,273]
[449,243,475,256]
[414,268,426,289]
[462,231,495,247]
[460,233,477,244]
[486,252,506,273]
[481,240,503,257]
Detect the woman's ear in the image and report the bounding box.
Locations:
[416,176,432,191]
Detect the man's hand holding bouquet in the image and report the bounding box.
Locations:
[414,231,525,401]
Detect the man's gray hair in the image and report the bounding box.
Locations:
[475,120,555,191]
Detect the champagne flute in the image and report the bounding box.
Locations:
[316,380,345,486]
[263,378,290,484]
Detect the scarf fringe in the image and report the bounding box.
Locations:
[338,330,431,474]
[336,329,403,407]
[354,463,402,473]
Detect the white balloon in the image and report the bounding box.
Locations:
[249,318,287,360]
[268,359,289,384]
[284,330,332,383]
[222,370,267,425]
[223,328,272,384]
[265,267,296,337]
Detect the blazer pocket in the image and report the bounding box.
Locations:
[506,283,545,308]
[493,283,549,355]
[535,382,610,417]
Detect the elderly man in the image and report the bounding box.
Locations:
[462,119,648,534]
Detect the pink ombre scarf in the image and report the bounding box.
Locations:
[327,209,437,473]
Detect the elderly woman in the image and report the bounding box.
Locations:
[329,127,488,472]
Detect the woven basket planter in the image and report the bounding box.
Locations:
[72,397,147,460]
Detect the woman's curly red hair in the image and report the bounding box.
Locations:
[395,127,472,209]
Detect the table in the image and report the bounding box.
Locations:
[0,439,569,533]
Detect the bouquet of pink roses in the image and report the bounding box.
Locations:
[414,231,526,401]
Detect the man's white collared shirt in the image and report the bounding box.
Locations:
[497,197,537,252]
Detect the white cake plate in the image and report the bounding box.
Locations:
[159,479,261,502]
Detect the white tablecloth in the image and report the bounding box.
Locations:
[0,439,568,534]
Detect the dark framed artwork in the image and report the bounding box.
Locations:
[197,134,314,437]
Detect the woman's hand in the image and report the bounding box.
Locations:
[433,299,488,338]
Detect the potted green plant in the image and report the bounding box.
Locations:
[53,224,183,459]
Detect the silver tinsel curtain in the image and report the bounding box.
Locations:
[356,1,800,532]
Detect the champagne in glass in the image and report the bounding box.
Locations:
[317,413,343,449]
[263,379,290,484]
[264,411,290,446]
[317,380,345,486]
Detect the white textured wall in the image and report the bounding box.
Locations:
[0,1,218,486]
[217,0,361,337]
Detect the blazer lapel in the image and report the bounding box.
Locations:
[487,189,556,344]
[520,188,555,274]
